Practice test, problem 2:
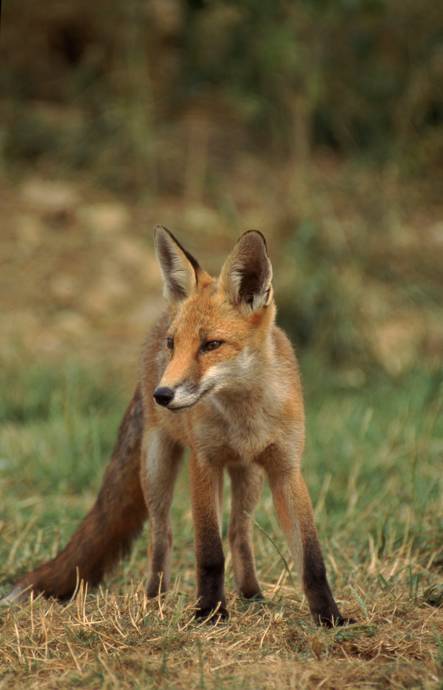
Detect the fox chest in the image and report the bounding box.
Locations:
[194,398,279,464]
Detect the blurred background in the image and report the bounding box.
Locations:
[1,7,442,654]
[1,0,442,380]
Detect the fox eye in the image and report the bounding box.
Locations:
[201,340,224,353]
[166,336,174,350]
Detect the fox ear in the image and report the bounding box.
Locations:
[220,230,273,311]
[154,226,200,301]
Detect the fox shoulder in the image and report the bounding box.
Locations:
[271,325,304,416]
[272,325,301,371]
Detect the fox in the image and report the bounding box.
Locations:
[5,227,350,626]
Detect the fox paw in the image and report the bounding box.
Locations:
[316,612,356,627]
[195,605,229,623]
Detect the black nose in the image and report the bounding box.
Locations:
[153,386,175,407]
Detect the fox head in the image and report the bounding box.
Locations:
[153,226,275,411]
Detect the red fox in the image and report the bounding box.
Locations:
[6,228,350,626]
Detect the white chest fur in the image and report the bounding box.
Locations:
[212,394,274,461]
[195,380,291,465]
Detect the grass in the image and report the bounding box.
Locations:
[0,357,442,689]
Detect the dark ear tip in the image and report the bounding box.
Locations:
[154,225,182,250]
[238,229,268,251]
[153,225,201,272]
[153,225,170,240]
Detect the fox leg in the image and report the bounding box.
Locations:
[189,454,227,620]
[264,461,347,627]
[141,430,183,597]
[228,464,263,599]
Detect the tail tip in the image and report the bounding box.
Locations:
[0,584,30,606]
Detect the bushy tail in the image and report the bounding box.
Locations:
[13,386,147,601]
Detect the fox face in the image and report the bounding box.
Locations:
[153,227,275,411]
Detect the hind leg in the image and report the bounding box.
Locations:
[141,429,183,597]
[228,464,263,600]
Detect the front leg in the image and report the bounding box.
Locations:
[189,453,227,621]
[228,464,263,600]
[141,429,183,598]
[264,461,347,627]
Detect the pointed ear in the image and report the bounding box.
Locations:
[154,225,200,301]
[220,230,273,311]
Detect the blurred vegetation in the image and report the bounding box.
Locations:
[2,0,442,179]
[1,0,442,370]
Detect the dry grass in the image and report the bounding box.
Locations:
[0,564,441,689]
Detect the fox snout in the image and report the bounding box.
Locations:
[153,387,175,407]
[153,381,203,411]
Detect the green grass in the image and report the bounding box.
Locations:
[0,358,442,688]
